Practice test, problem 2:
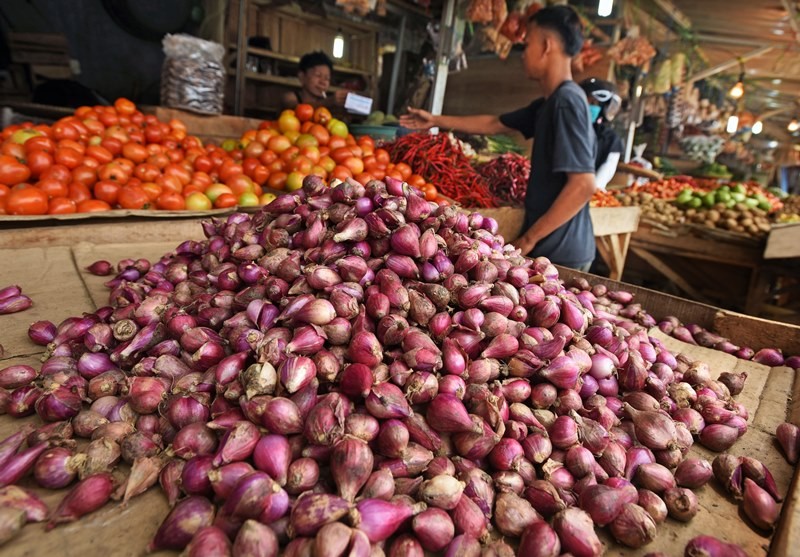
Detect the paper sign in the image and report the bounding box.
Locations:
[344,92,373,115]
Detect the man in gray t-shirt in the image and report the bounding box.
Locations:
[399,6,597,270]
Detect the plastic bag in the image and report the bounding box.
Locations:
[160,34,226,115]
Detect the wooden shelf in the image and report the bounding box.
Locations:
[230,45,372,77]
[241,72,345,92]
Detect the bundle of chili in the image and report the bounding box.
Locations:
[474,153,530,206]
[385,132,498,208]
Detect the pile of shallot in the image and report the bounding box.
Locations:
[0,175,783,556]
[569,288,799,370]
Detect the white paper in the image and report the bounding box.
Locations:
[344,92,373,115]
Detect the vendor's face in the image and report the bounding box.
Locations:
[299,65,331,98]
[522,23,548,79]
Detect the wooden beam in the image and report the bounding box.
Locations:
[648,0,692,29]
[780,0,800,45]
[687,45,774,83]
[630,246,714,304]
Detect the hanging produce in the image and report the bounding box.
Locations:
[608,36,657,67]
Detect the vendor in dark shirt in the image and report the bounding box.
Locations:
[580,78,624,191]
[280,51,348,113]
[399,6,597,271]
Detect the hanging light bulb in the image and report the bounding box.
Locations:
[752,121,763,135]
[729,74,745,99]
[788,118,800,133]
[333,30,345,59]
[598,0,613,17]
[726,115,739,134]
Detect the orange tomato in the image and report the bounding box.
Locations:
[141,182,163,201]
[76,199,112,212]
[342,156,365,176]
[374,149,390,166]
[355,172,375,186]
[72,165,98,187]
[395,162,412,180]
[86,145,113,165]
[0,156,31,185]
[308,124,330,146]
[407,174,426,188]
[313,106,332,125]
[331,165,353,181]
[422,183,438,201]
[114,98,137,115]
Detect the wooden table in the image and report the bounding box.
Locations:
[627,222,800,322]
[0,223,798,555]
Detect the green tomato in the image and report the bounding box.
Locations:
[732,184,747,195]
[221,139,238,152]
[11,129,43,145]
[757,200,772,212]
[688,197,703,209]
[702,193,716,208]
[731,192,746,203]
[237,192,260,207]
[743,197,759,209]
[185,192,212,211]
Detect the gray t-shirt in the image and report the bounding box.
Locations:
[500,81,597,267]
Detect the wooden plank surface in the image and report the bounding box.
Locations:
[590,206,641,236]
[764,223,800,260]
[0,241,798,555]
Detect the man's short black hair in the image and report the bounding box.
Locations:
[299,51,333,73]
[529,5,584,57]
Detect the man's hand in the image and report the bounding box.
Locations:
[333,89,349,105]
[399,107,437,130]
[513,233,537,257]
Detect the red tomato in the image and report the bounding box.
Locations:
[68,182,93,203]
[93,180,121,205]
[48,196,77,214]
[72,165,98,187]
[156,191,186,210]
[76,199,112,212]
[27,150,53,178]
[6,186,48,215]
[118,186,151,209]
[114,98,136,115]
[295,104,314,122]
[36,178,69,199]
[54,147,83,169]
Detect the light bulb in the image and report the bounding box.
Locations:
[729,81,744,99]
[598,0,613,17]
[333,32,345,59]
[726,115,739,134]
[752,121,763,135]
[789,119,800,132]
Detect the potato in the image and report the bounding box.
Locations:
[707,210,721,222]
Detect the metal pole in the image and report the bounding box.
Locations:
[429,0,456,116]
[233,0,248,115]
[386,14,407,116]
[624,72,642,163]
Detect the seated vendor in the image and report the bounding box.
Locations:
[281,51,348,113]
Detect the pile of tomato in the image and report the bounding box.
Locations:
[234,103,440,202]
[0,99,443,216]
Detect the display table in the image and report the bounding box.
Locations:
[627,222,800,320]
[0,225,798,555]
